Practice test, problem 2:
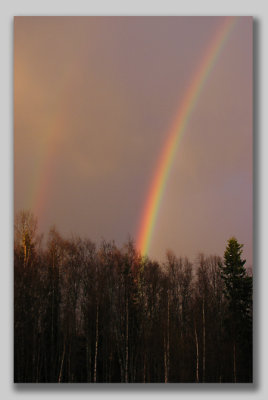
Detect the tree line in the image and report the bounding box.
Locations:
[14,211,252,383]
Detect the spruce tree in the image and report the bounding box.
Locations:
[221,237,252,382]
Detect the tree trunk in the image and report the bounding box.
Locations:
[202,298,206,382]
[86,338,91,382]
[125,298,129,383]
[164,337,168,383]
[58,340,66,383]
[164,290,170,383]
[143,356,146,383]
[233,341,237,383]
[94,303,99,383]
[194,322,199,383]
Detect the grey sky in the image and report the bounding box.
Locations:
[14,16,252,264]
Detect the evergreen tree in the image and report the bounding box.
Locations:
[220,237,252,382]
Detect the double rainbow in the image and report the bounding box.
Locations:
[136,17,237,257]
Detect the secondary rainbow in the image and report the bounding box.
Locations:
[28,66,74,226]
[136,17,237,257]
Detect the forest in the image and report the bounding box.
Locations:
[14,211,252,383]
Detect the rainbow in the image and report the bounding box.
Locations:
[28,66,74,227]
[136,17,237,257]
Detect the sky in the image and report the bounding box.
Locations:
[14,16,252,264]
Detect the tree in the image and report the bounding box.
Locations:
[14,210,38,268]
[194,254,225,382]
[14,210,41,382]
[14,209,252,383]
[220,237,252,382]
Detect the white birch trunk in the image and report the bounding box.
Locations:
[94,303,99,383]
[125,298,129,383]
[164,291,170,383]
[202,298,206,382]
[194,323,199,383]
